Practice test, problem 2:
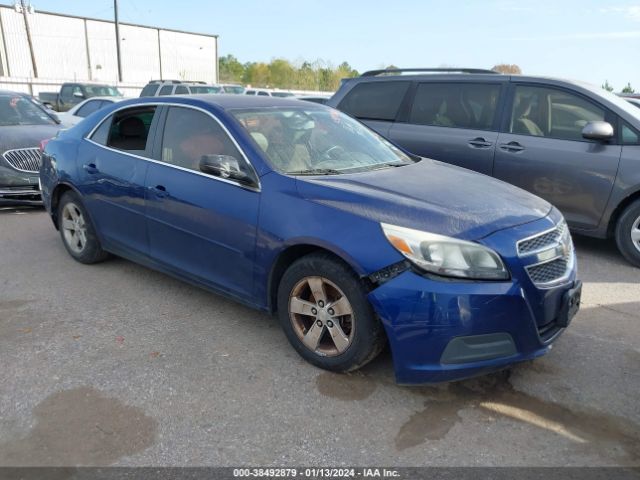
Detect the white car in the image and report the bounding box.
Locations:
[245,89,295,97]
[57,96,127,127]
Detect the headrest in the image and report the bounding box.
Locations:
[120,117,145,137]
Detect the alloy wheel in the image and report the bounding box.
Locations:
[632,215,640,254]
[61,202,88,254]
[288,276,355,357]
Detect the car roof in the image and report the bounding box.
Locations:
[129,94,320,110]
[0,89,28,96]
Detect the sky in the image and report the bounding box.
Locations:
[21,0,640,90]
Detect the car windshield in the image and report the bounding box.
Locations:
[84,85,122,97]
[579,82,640,120]
[192,86,222,94]
[232,107,415,175]
[0,94,57,126]
[223,85,245,94]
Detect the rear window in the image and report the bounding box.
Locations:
[338,81,410,121]
[140,85,157,97]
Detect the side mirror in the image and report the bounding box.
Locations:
[199,155,256,186]
[582,121,614,141]
[73,91,85,99]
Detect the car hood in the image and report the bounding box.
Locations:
[0,125,61,153]
[296,159,552,241]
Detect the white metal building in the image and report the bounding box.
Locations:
[0,3,218,95]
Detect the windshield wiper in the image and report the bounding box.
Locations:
[288,168,342,175]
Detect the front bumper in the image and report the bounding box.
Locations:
[368,213,578,384]
[0,167,42,205]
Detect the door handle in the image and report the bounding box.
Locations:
[82,163,99,174]
[499,141,525,153]
[149,184,169,198]
[468,137,492,148]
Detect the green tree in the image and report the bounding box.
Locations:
[269,58,295,89]
[218,54,244,83]
[602,80,614,92]
[622,82,635,94]
[243,62,270,87]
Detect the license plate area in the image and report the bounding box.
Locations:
[557,280,582,328]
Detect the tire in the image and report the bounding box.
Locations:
[277,252,386,372]
[57,191,109,264]
[615,199,640,267]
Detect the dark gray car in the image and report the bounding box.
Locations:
[328,68,640,267]
[1,90,61,205]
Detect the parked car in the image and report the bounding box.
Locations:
[1,90,61,205]
[39,83,122,112]
[245,89,295,97]
[57,96,127,127]
[40,95,581,384]
[328,68,640,267]
[139,80,222,97]
[219,84,245,94]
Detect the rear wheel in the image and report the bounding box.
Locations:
[277,253,386,372]
[615,199,640,267]
[58,191,109,264]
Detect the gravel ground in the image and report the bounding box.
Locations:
[0,206,638,467]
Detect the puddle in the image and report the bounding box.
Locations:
[395,372,640,463]
[316,372,377,401]
[0,387,157,466]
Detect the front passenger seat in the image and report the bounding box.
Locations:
[512,97,544,137]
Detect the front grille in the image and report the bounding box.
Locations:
[2,148,42,173]
[518,221,573,287]
[527,256,569,284]
[517,221,567,255]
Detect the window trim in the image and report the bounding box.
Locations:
[404,81,506,131]
[85,102,261,192]
[503,82,618,144]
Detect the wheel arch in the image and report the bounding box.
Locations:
[607,188,640,238]
[266,242,368,314]
[49,182,83,229]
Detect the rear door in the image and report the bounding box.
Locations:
[387,81,506,175]
[335,80,411,138]
[144,105,261,299]
[79,105,160,255]
[493,83,622,230]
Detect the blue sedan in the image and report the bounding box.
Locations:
[40,95,581,384]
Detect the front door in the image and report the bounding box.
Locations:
[145,106,260,299]
[493,84,622,230]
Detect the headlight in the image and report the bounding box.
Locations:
[381,223,509,280]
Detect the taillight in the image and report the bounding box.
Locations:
[39,138,51,152]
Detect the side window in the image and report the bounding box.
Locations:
[97,106,157,154]
[158,85,173,96]
[90,115,112,145]
[140,84,158,97]
[161,106,248,176]
[75,100,102,118]
[510,85,605,141]
[175,85,189,95]
[622,123,640,145]
[409,83,501,130]
[258,91,269,96]
[338,81,410,121]
[246,90,255,95]
[60,85,73,101]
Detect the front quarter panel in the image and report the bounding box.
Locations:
[40,131,81,218]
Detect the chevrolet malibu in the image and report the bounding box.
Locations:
[40,96,581,384]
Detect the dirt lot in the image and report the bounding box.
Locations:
[0,207,638,466]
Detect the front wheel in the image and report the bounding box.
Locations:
[615,200,640,268]
[277,253,386,372]
[58,191,109,264]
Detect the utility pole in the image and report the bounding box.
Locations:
[114,0,122,82]
[20,0,38,78]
